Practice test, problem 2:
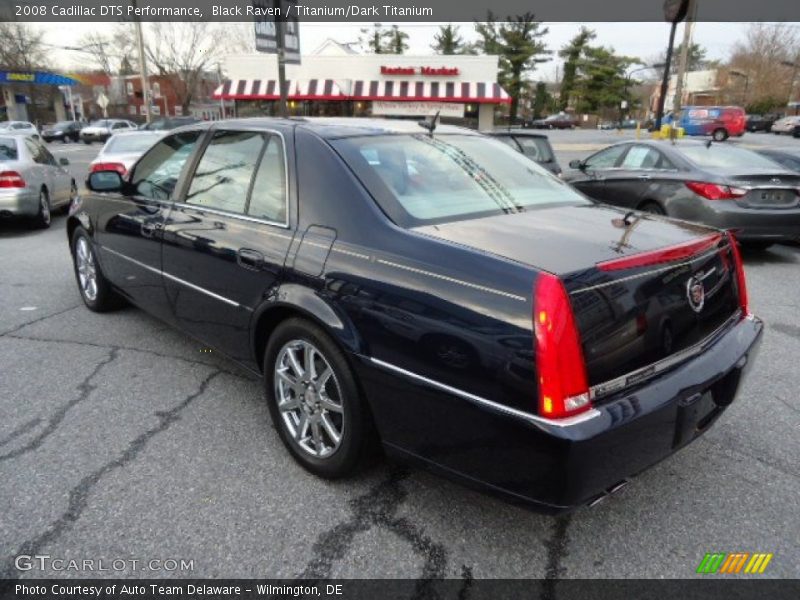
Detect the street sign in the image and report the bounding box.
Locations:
[96,92,109,109]
[663,0,690,23]
[620,100,628,109]
[253,0,300,64]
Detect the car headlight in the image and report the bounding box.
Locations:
[53,131,63,135]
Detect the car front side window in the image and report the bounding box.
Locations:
[131,130,202,201]
[585,145,627,169]
[185,130,266,214]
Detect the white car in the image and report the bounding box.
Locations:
[0,134,76,228]
[79,119,138,144]
[89,131,165,176]
[771,116,800,137]
[0,121,40,138]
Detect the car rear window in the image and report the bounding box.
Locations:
[514,136,555,162]
[104,135,159,154]
[332,134,587,227]
[0,137,18,160]
[90,120,111,127]
[681,145,783,170]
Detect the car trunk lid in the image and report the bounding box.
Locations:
[724,171,800,209]
[413,203,742,391]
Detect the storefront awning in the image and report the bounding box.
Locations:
[212,79,346,101]
[213,79,511,104]
[349,80,510,104]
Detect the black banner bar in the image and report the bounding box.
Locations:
[2,580,800,600]
[1,0,798,22]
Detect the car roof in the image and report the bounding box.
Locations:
[756,147,800,156]
[489,129,548,138]
[210,117,480,139]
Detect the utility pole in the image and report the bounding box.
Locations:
[133,0,151,124]
[654,22,679,131]
[670,0,697,140]
[275,12,288,117]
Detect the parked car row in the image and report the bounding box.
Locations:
[1,116,202,146]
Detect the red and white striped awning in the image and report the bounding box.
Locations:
[213,79,511,104]
[350,80,510,104]
[213,79,346,101]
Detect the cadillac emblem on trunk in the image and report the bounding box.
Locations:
[686,275,706,313]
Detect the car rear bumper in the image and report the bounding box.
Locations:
[359,313,762,513]
[0,189,39,217]
[670,198,800,241]
[80,133,109,142]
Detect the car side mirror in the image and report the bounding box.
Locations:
[59,157,70,166]
[87,170,123,193]
[569,159,586,170]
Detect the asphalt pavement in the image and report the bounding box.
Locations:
[1,130,799,582]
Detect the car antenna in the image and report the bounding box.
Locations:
[418,111,441,137]
[705,139,713,149]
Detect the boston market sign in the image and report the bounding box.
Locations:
[380,66,460,76]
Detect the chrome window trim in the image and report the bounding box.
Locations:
[102,246,250,310]
[368,357,601,428]
[176,127,290,229]
[590,310,741,399]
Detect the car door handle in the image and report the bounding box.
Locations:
[237,248,264,270]
[637,175,652,181]
[141,222,163,238]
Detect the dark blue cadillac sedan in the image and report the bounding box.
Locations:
[68,118,762,512]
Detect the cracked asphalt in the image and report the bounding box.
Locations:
[1,135,799,582]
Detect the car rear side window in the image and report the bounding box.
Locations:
[132,130,202,201]
[621,146,675,169]
[0,138,18,161]
[332,134,588,227]
[246,135,287,224]
[186,130,265,214]
[515,137,554,162]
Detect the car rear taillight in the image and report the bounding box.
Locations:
[596,233,722,271]
[90,162,127,176]
[726,231,749,316]
[685,181,747,200]
[533,273,591,419]
[0,170,25,188]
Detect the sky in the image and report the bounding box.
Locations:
[30,21,794,82]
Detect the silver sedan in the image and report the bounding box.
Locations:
[0,134,77,228]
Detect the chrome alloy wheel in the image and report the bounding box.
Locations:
[75,237,98,302]
[274,340,344,458]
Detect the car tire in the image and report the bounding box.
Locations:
[70,227,124,312]
[263,317,373,479]
[639,201,666,215]
[31,188,51,229]
[793,127,800,139]
[712,128,728,142]
[83,139,91,144]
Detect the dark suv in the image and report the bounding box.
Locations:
[489,130,562,176]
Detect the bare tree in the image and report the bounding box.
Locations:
[0,22,46,70]
[0,23,49,123]
[77,25,138,76]
[727,24,800,110]
[143,22,231,112]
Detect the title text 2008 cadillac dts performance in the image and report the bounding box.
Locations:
[68,118,762,512]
